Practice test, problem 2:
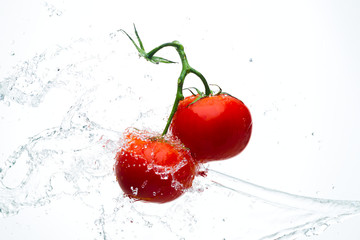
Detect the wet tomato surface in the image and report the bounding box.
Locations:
[115,129,197,203]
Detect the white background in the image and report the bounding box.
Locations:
[1,0,360,239]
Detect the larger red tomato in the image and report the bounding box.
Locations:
[114,129,197,203]
[170,94,252,162]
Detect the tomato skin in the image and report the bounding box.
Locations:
[170,94,252,162]
[114,129,196,203]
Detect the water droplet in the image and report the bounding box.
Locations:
[160,173,168,180]
[147,164,153,171]
[109,32,117,39]
[141,180,148,188]
[130,186,138,196]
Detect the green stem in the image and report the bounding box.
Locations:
[122,27,211,135]
[147,41,211,135]
[189,67,211,95]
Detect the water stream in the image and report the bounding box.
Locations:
[1,34,359,240]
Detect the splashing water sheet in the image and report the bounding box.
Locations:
[1,0,360,239]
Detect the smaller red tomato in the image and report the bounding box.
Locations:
[170,93,252,162]
[114,129,197,203]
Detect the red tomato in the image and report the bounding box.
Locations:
[114,129,197,203]
[170,94,252,162]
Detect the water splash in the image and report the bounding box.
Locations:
[1,35,360,240]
